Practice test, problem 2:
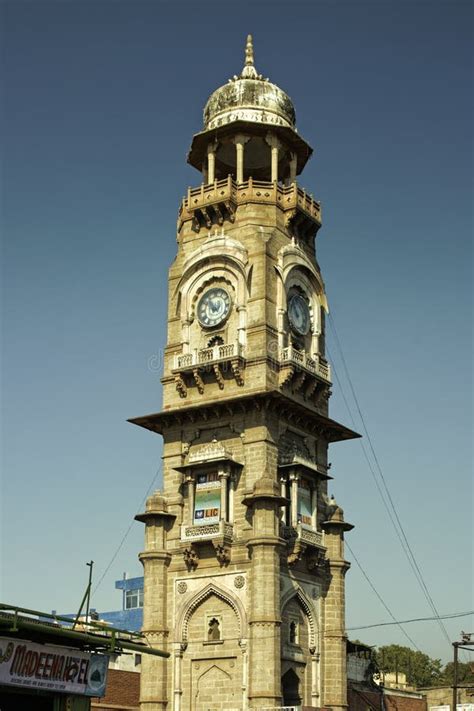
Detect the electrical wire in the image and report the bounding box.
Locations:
[327,312,453,648]
[155,611,474,646]
[328,357,425,648]
[345,541,421,650]
[345,610,474,632]
[92,461,163,595]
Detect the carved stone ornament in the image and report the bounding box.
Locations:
[183,546,199,571]
[306,549,327,573]
[175,374,187,398]
[177,581,188,594]
[234,575,245,589]
[189,440,230,463]
[214,543,231,566]
[287,540,304,566]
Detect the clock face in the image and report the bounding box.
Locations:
[288,294,311,336]
[197,287,231,328]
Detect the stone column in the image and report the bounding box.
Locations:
[289,151,297,184]
[172,643,183,711]
[243,477,286,708]
[234,134,250,183]
[265,133,281,183]
[237,304,247,347]
[186,474,194,524]
[321,502,353,711]
[290,471,299,527]
[229,473,235,522]
[280,476,287,524]
[207,141,218,184]
[135,492,174,711]
[181,319,191,354]
[311,485,318,529]
[218,466,230,522]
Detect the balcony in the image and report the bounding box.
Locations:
[280,346,330,382]
[281,523,326,569]
[172,342,245,397]
[281,523,324,550]
[174,342,244,370]
[178,176,321,238]
[181,520,233,544]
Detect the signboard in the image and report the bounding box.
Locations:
[194,472,220,525]
[297,478,312,526]
[0,636,108,697]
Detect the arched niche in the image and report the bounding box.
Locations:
[175,581,248,646]
[281,584,319,651]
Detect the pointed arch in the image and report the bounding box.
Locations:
[176,581,248,644]
[281,584,318,649]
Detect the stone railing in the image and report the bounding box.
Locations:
[181,520,233,543]
[179,176,321,230]
[280,346,331,382]
[174,342,244,370]
[281,523,324,549]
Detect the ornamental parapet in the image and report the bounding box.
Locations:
[281,523,325,551]
[280,346,331,382]
[180,520,234,544]
[178,176,321,237]
[172,342,245,397]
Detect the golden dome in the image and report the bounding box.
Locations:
[203,35,296,131]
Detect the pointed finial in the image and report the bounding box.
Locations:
[241,34,258,79]
[245,34,254,67]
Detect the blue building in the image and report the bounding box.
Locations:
[98,575,144,632]
[53,575,144,633]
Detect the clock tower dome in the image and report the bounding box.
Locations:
[131,36,358,711]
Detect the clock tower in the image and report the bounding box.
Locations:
[131,36,358,711]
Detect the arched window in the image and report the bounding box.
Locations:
[207,617,221,641]
[289,620,298,644]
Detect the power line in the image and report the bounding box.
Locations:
[328,357,424,649]
[158,610,474,646]
[346,610,474,632]
[92,461,163,595]
[327,312,452,648]
[345,541,421,650]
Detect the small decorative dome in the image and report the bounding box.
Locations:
[203,35,296,131]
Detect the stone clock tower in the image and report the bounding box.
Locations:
[131,36,358,711]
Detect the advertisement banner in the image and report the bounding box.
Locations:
[297,478,312,526]
[194,472,220,525]
[0,636,108,697]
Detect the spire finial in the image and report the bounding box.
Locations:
[245,34,254,67]
[241,34,258,79]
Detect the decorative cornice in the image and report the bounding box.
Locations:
[128,391,360,443]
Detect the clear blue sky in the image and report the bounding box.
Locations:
[2,0,472,664]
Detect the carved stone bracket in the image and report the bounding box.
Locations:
[224,201,235,223]
[213,543,231,566]
[213,363,225,390]
[183,546,199,571]
[305,378,318,400]
[287,539,305,566]
[284,208,297,229]
[306,549,328,576]
[175,374,187,398]
[231,358,244,386]
[293,370,307,392]
[313,386,331,411]
[279,364,295,388]
[192,369,205,394]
